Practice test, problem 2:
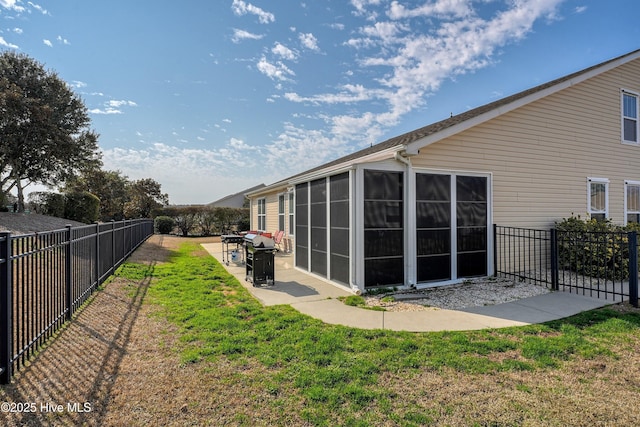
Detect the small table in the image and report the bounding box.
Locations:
[221,235,244,265]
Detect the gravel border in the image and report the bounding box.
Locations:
[364,277,551,312]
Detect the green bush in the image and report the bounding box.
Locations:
[154,216,175,234]
[64,191,100,223]
[555,215,634,281]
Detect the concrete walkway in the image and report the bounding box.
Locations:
[201,243,618,332]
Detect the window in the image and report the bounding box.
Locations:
[288,192,294,236]
[626,181,640,224]
[295,183,309,269]
[622,91,639,144]
[257,198,266,231]
[310,178,327,276]
[363,170,404,288]
[588,178,608,221]
[330,173,350,285]
[278,194,285,232]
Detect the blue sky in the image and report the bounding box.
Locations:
[1,1,638,204]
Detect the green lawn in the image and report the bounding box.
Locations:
[116,241,640,426]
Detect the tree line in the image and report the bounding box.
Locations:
[154,206,250,237]
[1,50,169,221]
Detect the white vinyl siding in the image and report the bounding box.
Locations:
[625,180,640,224]
[622,90,639,144]
[588,178,609,221]
[408,58,640,228]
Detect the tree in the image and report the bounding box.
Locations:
[65,169,129,221]
[64,191,100,224]
[0,51,101,210]
[123,178,169,219]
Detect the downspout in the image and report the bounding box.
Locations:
[393,151,412,167]
[394,150,416,289]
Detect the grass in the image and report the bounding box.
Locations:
[118,241,640,426]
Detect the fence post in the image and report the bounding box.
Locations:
[111,220,116,275]
[628,231,638,308]
[0,232,12,384]
[493,224,498,277]
[95,222,100,288]
[550,228,559,291]
[65,225,73,320]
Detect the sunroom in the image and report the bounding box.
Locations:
[289,158,493,294]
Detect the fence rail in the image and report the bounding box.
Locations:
[494,225,639,308]
[0,219,154,384]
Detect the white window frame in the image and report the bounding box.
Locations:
[278,193,285,232]
[587,177,609,220]
[257,198,266,231]
[288,191,295,236]
[622,89,639,145]
[624,180,640,225]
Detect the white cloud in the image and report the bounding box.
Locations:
[574,6,587,14]
[89,99,137,115]
[388,0,473,20]
[0,0,25,12]
[89,108,122,115]
[56,35,70,45]
[231,28,264,43]
[108,99,137,108]
[101,140,267,204]
[43,39,52,47]
[231,0,275,24]
[299,32,319,51]
[266,0,567,168]
[272,42,297,60]
[0,36,18,49]
[350,0,382,17]
[256,56,295,81]
[12,28,23,34]
[284,84,380,105]
[28,2,48,15]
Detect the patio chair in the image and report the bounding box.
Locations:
[273,230,285,252]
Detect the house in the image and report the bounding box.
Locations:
[246,49,640,295]
[208,184,265,208]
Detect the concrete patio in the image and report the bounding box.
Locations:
[201,242,618,332]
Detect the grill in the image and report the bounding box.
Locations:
[221,234,244,265]
[244,233,276,286]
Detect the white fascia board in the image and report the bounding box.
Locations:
[405,51,640,155]
[286,145,402,186]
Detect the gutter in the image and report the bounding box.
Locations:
[394,150,415,166]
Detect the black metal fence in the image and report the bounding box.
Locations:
[494,225,639,307]
[0,219,154,384]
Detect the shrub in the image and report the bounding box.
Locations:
[64,191,100,223]
[555,215,632,281]
[155,216,175,234]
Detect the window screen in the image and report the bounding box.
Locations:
[623,93,638,143]
[627,183,640,224]
[295,183,308,269]
[330,173,350,285]
[310,178,327,276]
[364,170,404,288]
[416,173,451,282]
[456,176,487,278]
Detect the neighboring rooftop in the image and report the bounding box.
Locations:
[208,183,265,208]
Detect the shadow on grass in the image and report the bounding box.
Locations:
[0,261,155,427]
